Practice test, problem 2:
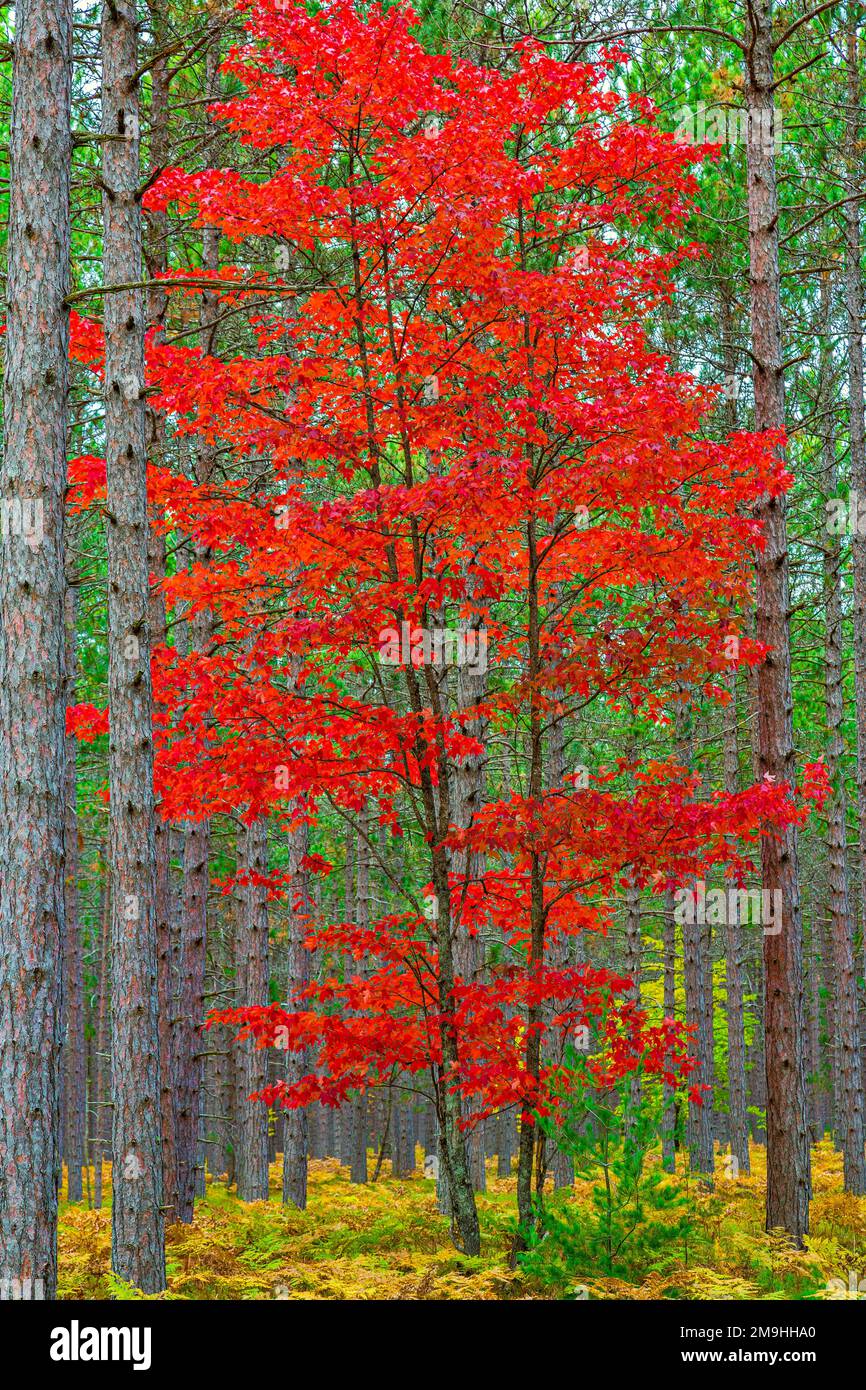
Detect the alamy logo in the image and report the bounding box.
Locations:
[826,491,866,535]
[674,102,783,153]
[673,881,782,935]
[826,1270,866,1298]
[0,496,44,548]
[378,621,488,675]
[49,1321,152,1371]
[0,1276,45,1299]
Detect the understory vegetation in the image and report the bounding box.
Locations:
[58,1142,866,1301]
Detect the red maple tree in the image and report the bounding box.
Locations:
[67,0,827,1254]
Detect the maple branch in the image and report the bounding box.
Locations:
[66,276,304,305]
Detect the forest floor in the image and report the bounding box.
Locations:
[57,1141,866,1300]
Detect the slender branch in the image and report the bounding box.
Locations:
[773,0,842,51]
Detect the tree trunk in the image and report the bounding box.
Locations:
[723,671,750,1177]
[176,38,221,1217]
[175,816,206,1216]
[350,811,370,1184]
[453,560,488,1192]
[513,513,548,1258]
[93,869,111,1209]
[677,705,714,1184]
[545,646,573,1189]
[102,0,165,1291]
[62,583,86,1202]
[144,0,178,1228]
[236,819,271,1202]
[684,882,714,1185]
[809,919,825,1141]
[662,889,677,1172]
[820,272,866,1192]
[744,0,809,1242]
[283,804,311,1207]
[844,15,866,1180]
[720,284,749,1177]
[0,0,72,1300]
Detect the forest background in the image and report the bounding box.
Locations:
[3,0,866,1303]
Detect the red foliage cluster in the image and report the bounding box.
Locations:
[68,0,827,1132]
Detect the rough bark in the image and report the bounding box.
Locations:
[723,671,750,1177]
[820,273,866,1192]
[684,883,714,1184]
[744,0,809,1241]
[719,284,749,1176]
[809,919,826,1141]
[176,39,221,1219]
[93,869,111,1209]
[844,15,866,1172]
[453,560,488,1192]
[177,819,209,1215]
[62,582,86,1202]
[102,0,166,1291]
[546,679,573,1189]
[662,889,677,1172]
[350,811,370,1185]
[0,0,72,1301]
[512,512,548,1257]
[144,0,178,1227]
[677,704,714,1184]
[283,806,311,1207]
[236,819,270,1202]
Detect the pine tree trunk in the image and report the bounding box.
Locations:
[744,0,809,1242]
[176,818,207,1217]
[102,0,165,1291]
[684,887,715,1184]
[454,563,488,1192]
[820,272,866,1192]
[513,513,548,1257]
[63,583,86,1202]
[545,649,573,1189]
[93,870,111,1209]
[236,820,271,1201]
[723,671,750,1177]
[662,889,677,1172]
[719,284,749,1176]
[808,920,825,1141]
[283,803,311,1207]
[677,706,714,1184]
[176,39,221,1217]
[843,19,866,1172]
[350,811,370,1184]
[144,0,178,1227]
[0,0,72,1301]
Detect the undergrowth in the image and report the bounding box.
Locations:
[56,1141,866,1300]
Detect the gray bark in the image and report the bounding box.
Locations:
[820,273,866,1192]
[283,806,311,1207]
[453,563,488,1192]
[843,14,866,1183]
[662,889,677,1172]
[144,0,178,1227]
[744,0,809,1241]
[723,672,750,1177]
[236,819,271,1201]
[350,811,370,1184]
[63,583,86,1201]
[0,0,72,1302]
[102,0,165,1291]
